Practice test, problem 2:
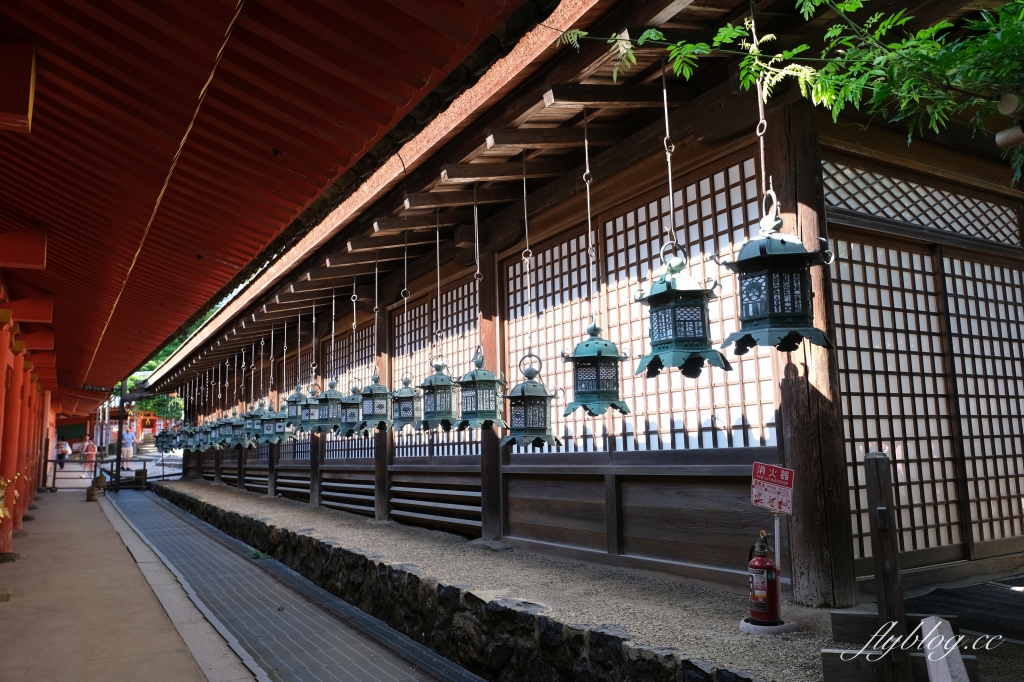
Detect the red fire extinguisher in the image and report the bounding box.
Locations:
[748,530,781,625]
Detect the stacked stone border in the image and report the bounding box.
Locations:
[152,483,763,682]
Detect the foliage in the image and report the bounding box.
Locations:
[134,393,184,420]
[557,0,1024,184]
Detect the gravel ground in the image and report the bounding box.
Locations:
[162,480,1024,682]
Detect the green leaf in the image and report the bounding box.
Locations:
[556,29,588,51]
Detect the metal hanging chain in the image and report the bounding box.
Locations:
[283,320,289,400]
[582,109,598,326]
[661,59,682,247]
[433,211,442,352]
[472,181,483,348]
[521,153,535,355]
[218,361,222,399]
[234,354,238,408]
[331,287,337,379]
[748,6,770,195]
[270,326,275,406]
[260,337,265,398]
[250,342,255,401]
[350,275,357,379]
[373,250,380,362]
[401,232,410,335]
[310,300,317,386]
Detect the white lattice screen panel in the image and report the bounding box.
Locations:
[506,231,598,452]
[831,239,962,560]
[322,323,376,459]
[822,160,1021,247]
[944,256,1024,543]
[604,157,778,451]
[393,279,480,457]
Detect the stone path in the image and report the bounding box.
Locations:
[111,491,481,682]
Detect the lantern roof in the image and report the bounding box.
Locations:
[458,351,505,386]
[320,380,345,402]
[420,360,455,388]
[563,322,626,361]
[637,253,718,303]
[506,365,556,398]
[393,375,421,399]
[286,384,307,403]
[723,233,832,271]
[362,371,392,395]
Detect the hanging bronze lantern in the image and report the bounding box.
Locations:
[285,384,306,428]
[561,322,630,417]
[183,423,196,452]
[299,386,320,433]
[255,401,275,443]
[213,414,229,446]
[500,354,561,448]
[197,420,214,450]
[420,357,460,431]
[273,404,296,442]
[360,369,393,432]
[391,372,423,431]
[720,190,834,355]
[635,243,732,379]
[316,380,345,433]
[242,403,260,443]
[456,348,507,430]
[338,380,366,438]
[229,410,246,448]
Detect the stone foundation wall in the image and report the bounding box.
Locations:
[151,483,761,682]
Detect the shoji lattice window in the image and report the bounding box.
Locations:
[322,323,376,460]
[604,157,777,451]
[822,160,1021,246]
[506,230,598,452]
[392,279,480,457]
[944,256,1024,544]
[832,238,962,560]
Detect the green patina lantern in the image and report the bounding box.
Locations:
[197,420,214,450]
[229,410,247,448]
[561,322,629,417]
[211,414,228,446]
[360,369,393,433]
[273,405,296,442]
[500,354,562,448]
[155,430,171,453]
[635,243,732,379]
[242,403,260,443]
[183,423,197,452]
[316,380,346,433]
[298,386,320,433]
[720,190,834,355]
[338,380,367,438]
[456,347,506,430]
[285,384,306,428]
[391,373,423,431]
[420,357,460,431]
[255,401,276,443]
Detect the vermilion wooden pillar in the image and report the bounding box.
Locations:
[0,345,25,552]
[373,315,392,521]
[766,101,856,608]
[0,316,11,547]
[14,364,33,529]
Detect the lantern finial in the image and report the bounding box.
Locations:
[457,347,507,431]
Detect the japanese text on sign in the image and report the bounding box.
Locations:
[751,462,794,515]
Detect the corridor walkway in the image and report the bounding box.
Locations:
[0,490,211,682]
[111,491,479,682]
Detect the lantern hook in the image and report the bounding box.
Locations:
[517,352,543,377]
[759,188,783,236]
[659,240,688,269]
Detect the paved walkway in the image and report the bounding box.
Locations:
[0,490,211,682]
[111,491,480,682]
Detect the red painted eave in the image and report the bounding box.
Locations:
[0,0,523,411]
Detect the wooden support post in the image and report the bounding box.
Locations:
[605,474,622,555]
[213,448,222,484]
[373,314,392,521]
[478,253,502,541]
[864,451,913,682]
[309,432,322,507]
[237,446,245,490]
[268,442,278,497]
[767,101,856,608]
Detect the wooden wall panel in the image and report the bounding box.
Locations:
[506,474,607,550]
[620,476,788,574]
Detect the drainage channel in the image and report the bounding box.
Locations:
[110,491,483,682]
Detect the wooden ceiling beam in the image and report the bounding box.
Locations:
[323,248,426,267]
[542,84,694,109]
[485,127,625,151]
[440,160,573,183]
[372,209,473,233]
[348,231,452,252]
[403,187,521,210]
